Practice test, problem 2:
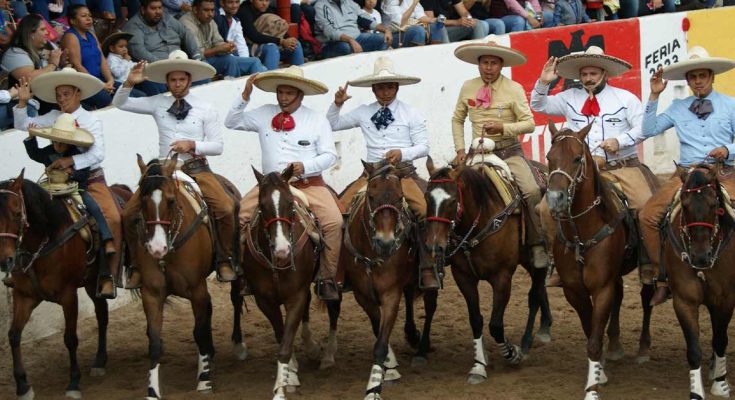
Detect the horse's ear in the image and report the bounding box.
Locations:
[282,163,295,182]
[11,168,25,191]
[136,154,147,174]
[676,163,689,184]
[548,120,559,138]
[426,156,436,176]
[362,159,375,175]
[163,153,178,177]
[577,123,593,141]
[709,163,722,180]
[448,163,465,180]
[252,166,264,185]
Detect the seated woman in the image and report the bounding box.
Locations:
[61,4,116,110]
[23,113,116,258]
[381,0,430,48]
[237,0,304,70]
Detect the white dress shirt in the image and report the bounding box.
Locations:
[13,105,104,170]
[225,97,337,177]
[224,15,250,57]
[381,0,425,27]
[327,98,429,163]
[530,80,644,161]
[107,53,135,83]
[112,86,223,160]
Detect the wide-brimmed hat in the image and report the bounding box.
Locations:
[29,113,95,147]
[145,50,216,84]
[454,38,527,67]
[663,46,735,81]
[349,56,421,87]
[254,66,328,96]
[101,31,133,56]
[556,46,632,79]
[31,67,105,103]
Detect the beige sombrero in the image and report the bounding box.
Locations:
[102,31,133,56]
[349,56,421,87]
[29,113,95,147]
[31,67,105,104]
[556,46,631,79]
[454,38,527,67]
[254,66,328,96]
[145,50,216,84]
[663,46,735,81]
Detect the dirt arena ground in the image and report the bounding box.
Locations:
[0,268,729,400]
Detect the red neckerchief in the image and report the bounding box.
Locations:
[581,95,600,117]
[271,112,295,132]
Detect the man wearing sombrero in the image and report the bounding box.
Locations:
[452,39,549,269]
[225,66,342,301]
[13,68,123,298]
[630,47,735,306]
[113,50,239,286]
[531,46,659,286]
[326,56,437,289]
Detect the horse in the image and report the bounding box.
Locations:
[0,169,130,399]
[424,156,552,385]
[545,123,655,400]
[662,164,735,399]
[130,155,217,399]
[241,164,328,400]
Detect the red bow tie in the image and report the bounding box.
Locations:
[272,112,295,132]
[581,96,600,117]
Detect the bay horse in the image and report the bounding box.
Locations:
[545,123,655,400]
[1,169,128,399]
[336,161,437,400]
[424,157,552,385]
[662,164,735,399]
[131,155,216,399]
[241,164,325,400]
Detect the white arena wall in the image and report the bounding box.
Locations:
[1,8,733,343]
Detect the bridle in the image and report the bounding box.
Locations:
[137,172,184,252]
[363,171,409,254]
[677,181,729,270]
[0,187,27,244]
[259,191,299,271]
[425,176,484,258]
[547,134,601,220]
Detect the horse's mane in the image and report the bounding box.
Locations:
[0,179,69,237]
[684,166,713,189]
[139,160,167,196]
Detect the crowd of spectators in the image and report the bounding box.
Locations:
[0,0,731,129]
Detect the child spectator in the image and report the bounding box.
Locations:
[363,0,382,26]
[102,32,147,96]
[0,84,18,129]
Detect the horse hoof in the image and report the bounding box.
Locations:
[605,348,625,361]
[272,393,287,400]
[467,374,486,385]
[363,393,381,400]
[411,356,428,367]
[197,380,213,394]
[535,332,552,343]
[65,390,82,399]
[90,367,106,377]
[384,368,401,382]
[18,387,35,400]
[233,343,248,361]
[584,390,600,400]
[635,355,650,364]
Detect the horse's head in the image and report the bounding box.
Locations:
[425,157,465,256]
[137,154,180,259]
[545,122,594,216]
[254,164,297,264]
[362,160,406,257]
[0,170,27,273]
[678,164,726,269]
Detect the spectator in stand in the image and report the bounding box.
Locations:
[236,0,304,70]
[0,80,18,129]
[314,0,391,59]
[552,0,590,26]
[381,0,431,48]
[487,0,553,32]
[463,0,506,36]
[61,5,116,109]
[101,32,147,96]
[291,0,317,32]
[362,0,382,25]
[181,0,266,77]
[214,0,249,57]
[635,0,675,16]
[163,0,193,17]
[419,0,488,43]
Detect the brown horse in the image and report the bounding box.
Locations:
[130,155,216,399]
[662,164,735,399]
[424,157,552,385]
[241,164,324,400]
[1,170,128,399]
[545,124,655,400]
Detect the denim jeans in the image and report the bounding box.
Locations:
[207,54,267,77]
[253,42,305,71]
[482,18,506,35]
[0,102,38,130]
[392,25,426,48]
[500,15,526,32]
[524,11,555,29]
[320,32,387,59]
[444,21,488,43]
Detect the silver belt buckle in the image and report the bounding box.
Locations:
[608,160,619,167]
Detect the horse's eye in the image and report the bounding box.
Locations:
[166,197,175,205]
[574,156,582,163]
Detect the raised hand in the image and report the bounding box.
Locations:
[540,57,558,85]
[242,73,258,102]
[125,61,147,87]
[17,76,32,107]
[649,67,668,100]
[334,82,351,106]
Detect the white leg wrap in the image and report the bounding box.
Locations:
[287,355,301,387]
[196,354,213,392]
[384,346,399,369]
[273,361,290,395]
[148,363,161,399]
[497,341,523,365]
[710,355,730,397]
[363,393,382,400]
[585,359,607,391]
[233,342,248,361]
[365,364,384,393]
[583,390,600,400]
[690,367,705,399]
[469,337,488,378]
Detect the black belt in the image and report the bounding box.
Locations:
[182,157,211,175]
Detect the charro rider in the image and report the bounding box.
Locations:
[224,66,343,301]
[452,39,549,269]
[632,47,735,306]
[113,51,239,286]
[531,46,659,286]
[326,56,438,290]
[14,69,122,298]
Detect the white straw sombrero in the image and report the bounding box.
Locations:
[145,50,216,84]
[31,67,105,103]
[349,56,421,87]
[254,66,328,96]
[663,46,735,81]
[29,113,94,147]
[454,38,527,67]
[556,46,632,79]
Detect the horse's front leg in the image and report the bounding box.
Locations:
[521,266,552,355]
[364,288,402,400]
[60,289,82,399]
[488,271,523,366]
[637,283,655,364]
[707,303,733,397]
[319,294,341,370]
[414,287,438,366]
[141,285,166,400]
[300,290,321,362]
[452,267,487,385]
[584,284,615,400]
[230,278,248,361]
[605,277,625,361]
[673,294,704,400]
[84,282,109,376]
[273,289,309,400]
[8,293,37,400]
[191,284,215,394]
